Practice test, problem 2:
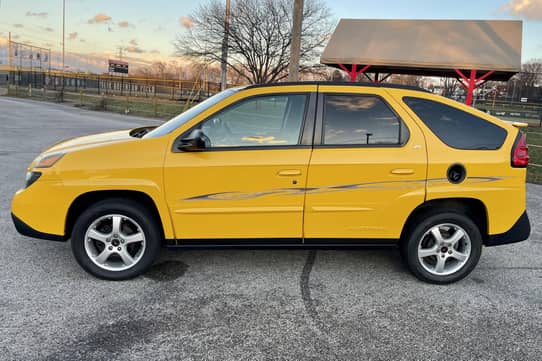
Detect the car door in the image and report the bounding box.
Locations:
[164,86,317,241]
[303,85,427,241]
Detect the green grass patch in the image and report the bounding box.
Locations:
[525,127,542,184]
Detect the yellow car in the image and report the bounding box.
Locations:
[11,82,531,283]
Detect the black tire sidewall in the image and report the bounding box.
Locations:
[404,212,482,284]
[71,199,161,280]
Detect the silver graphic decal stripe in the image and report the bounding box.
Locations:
[181,176,504,202]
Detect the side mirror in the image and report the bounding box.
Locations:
[177,129,207,151]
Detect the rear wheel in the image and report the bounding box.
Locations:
[402,212,482,284]
[71,199,161,280]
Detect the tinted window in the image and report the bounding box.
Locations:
[403,97,507,150]
[323,95,408,146]
[196,94,307,148]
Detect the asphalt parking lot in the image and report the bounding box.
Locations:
[0,96,541,361]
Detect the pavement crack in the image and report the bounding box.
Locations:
[299,251,352,359]
[300,250,329,337]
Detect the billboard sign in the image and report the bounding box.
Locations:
[108,59,128,75]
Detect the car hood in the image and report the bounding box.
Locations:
[44,129,135,154]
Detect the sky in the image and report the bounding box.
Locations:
[0,0,541,73]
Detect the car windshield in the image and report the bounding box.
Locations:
[143,87,242,138]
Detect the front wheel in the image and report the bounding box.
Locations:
[71,199,161,280]
[402,212,482,284]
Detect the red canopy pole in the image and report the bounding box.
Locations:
[455,68,489,106]
[465,69,477,106]
[350,64,357,82]
[338,63,356,82]
[338,64,371,82]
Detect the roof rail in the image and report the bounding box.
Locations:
[243,81,430,93]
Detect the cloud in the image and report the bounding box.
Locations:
[13,24,24,28]
[502,0,542,20]
[129,39,138,46]
[44,27,54,32]
[118,21,133,28]
[80,39,86,43]
[26,11,48,18]
[87,13,112,24]
[179,16,194,29]
[68,32,78,40]
[125,46,145,54]
[149,49,160,55]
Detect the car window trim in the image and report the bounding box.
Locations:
[313,92,410,148]
[172,92,316,152]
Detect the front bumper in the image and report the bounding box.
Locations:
[11,213,65,242]
[485,211,531,246]
[11,176,71,239]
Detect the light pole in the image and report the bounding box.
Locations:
[220,0,231,90]
[61,0,65,101]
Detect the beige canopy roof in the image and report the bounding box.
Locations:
[321,19,522,81]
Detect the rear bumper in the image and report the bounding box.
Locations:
[11,213,65,242]
[485,211,530,247]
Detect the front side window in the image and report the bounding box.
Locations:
[322,94,408,146]
[194,94,308,148]
[144,88,240,138]
[403,97,507,150]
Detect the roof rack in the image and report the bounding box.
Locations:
[243,81,430,93]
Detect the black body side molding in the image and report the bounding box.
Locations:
[165,238,398,249]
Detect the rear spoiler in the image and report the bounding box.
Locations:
[505,121,529,128]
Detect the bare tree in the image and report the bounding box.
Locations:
[174,0,333,84]
[515,60,542,99]
[504,60,542,100]
[131,60,222,83]
[442,77,460,98]
[390,74,423,87]
[517,60,542,88]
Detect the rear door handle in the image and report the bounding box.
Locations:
[278,169,302,176]
[391,168,414,175]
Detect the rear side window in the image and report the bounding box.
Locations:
[403,97,507,150]
[323,94,409,146]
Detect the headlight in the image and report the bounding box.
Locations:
[35,153,64,168]
[25,171,42,188]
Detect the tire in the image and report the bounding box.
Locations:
[401,212,482,284]
[71,198,162,280]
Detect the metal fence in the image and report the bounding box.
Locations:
[476,99,542,127]
[0,67,230,118]
[4,68,224,100]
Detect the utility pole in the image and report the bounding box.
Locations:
[8,32,12,85]
[61,0,65,100]
[220,0,231,91]
[288,0,304,81]
[7,32,11,69]
[62,0,65,71]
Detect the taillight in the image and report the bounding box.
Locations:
[511,132,529,168]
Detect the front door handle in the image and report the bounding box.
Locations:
[391,168,414,175]
[278,169,302,176]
